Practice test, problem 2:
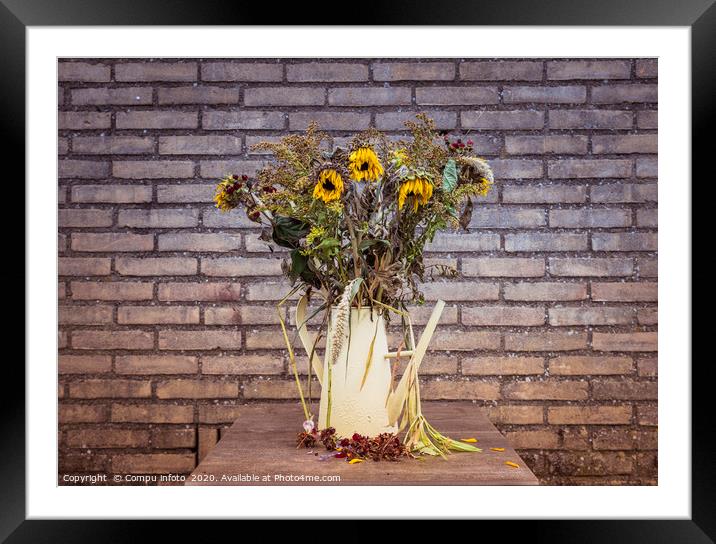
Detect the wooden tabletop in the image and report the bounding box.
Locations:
[186,402,538,486]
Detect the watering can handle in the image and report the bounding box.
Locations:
[386,300,445,426]
[294,294,324,385]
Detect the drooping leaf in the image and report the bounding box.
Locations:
[288,249,308,280]
[442,158,458,192]
[458,197,473,231]
[272,216,309,249]
[358,238,388,252]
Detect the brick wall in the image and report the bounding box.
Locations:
[58,58,657,485]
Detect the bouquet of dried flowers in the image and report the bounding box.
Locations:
[214,114,493,458]
[214,113,492,311]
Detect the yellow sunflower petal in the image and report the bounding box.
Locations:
[460,438,478,443]
[504,461,519,469]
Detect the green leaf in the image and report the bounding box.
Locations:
[288,249,308,280]
[272,216,309,249]
[442,159,458,192]
[314,238,340,252]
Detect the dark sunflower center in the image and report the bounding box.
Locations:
[407,191,416,197]
[360,162,369,171]
[322,180,336,191]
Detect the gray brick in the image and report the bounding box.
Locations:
[201,62,283,81]
[592,84,657,104]
[118,209,200,228]
[245,87,325,106]
[425,232,500,252]
[592,135,657,154]
[636,209,658,227]
[116,62,197,82]
[287,62,368,82]
[71,87,153,105]
[636,158,658,178]
[505,135,588,155]
[548,159,631,179]
[203,111,285,130]
[592,233,657,252]
[549,208,631,228]
[503,86,586,103]
[71,185,152,203]
[505,282,587,301]
[113,160,194,179]
[489,159,543,179]
[505,233,588,252]
[547,60,631,80]
[289,112,370,131]
[463,257,545,278]
[373,62,454,81]
[636,59,658,78]
[116,111,198,130]
[637,110,658,129]
[462,110,544,130]
[416,86,498,105]
[156,184,214,203]
[549,307,633,326]
[72,136,154,155]
[329,87,412,106]
[158,86,239,104]
[549,257,633,277]
[460,61,543,81]
[158,135,242,155]
[468,207,545,229]
[591,184,657,203]
[58,160,110,179]
[58,62,110,82]
[549,110,633,130]
[503,184,586,204]
[59,112,111,130]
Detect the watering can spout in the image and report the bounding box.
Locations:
[385,300,446,426]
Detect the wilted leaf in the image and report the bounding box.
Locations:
[458,197,473,231]
[288,249,308,280]
[272,216,309,249]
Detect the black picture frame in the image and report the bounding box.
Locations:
[3,0,709,539]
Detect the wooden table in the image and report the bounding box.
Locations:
[186,402,538,486]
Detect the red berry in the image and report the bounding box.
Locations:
[467,139,473,145]
[232,174,239,180]
[242,175,248,181]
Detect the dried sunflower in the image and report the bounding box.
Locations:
[312,167,344,203]
[348,146,384,182]
[398,177,434,212]
[457,156,494,196]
